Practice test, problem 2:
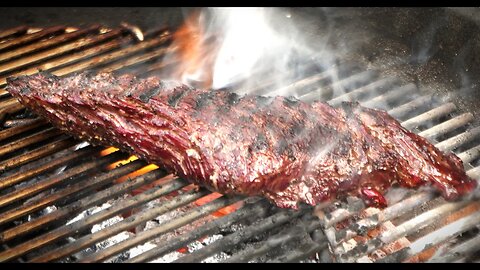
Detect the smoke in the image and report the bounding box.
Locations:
[164,7,352,99]
[207,8,315,91]
[409,16,446,65]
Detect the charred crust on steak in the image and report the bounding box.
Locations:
[226,92,240,105]
[167,86,192,107]
[6,71,478,210]
[194,91,215,110]
[250,133,269,152]
[256,96,274,108]
[139,85,162,103]
[283,96,300,107]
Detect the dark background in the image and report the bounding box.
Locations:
[1,7,479,116]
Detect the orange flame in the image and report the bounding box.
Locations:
[170,11,220,89]
[195,192,243,218]
[100,146,119,156]
[107,155,138,170]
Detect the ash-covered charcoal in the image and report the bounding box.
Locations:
[128,242,157,259]
[66,196,144,262]
[66,202,113,225]
[299,258,319,263]
[187,234,224,252]
[182,234,232,263]
[202,251,230,263]
[61,200,133,262]
[127,239,185,263]
[150,251,184,263]
[6,72,478,209]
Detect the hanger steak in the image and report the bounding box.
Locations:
[6,72,477,209]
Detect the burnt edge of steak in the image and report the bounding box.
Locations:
[5,72,478,209]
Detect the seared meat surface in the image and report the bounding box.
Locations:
[6,72,477,209]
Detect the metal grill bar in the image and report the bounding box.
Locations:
[174,207,306,263]
[125,198,269,263]
[0,161,158,244]
[0,26,66,52]
[328,76,398,106]
[267,229,327,263]
[77,195,242,263]
[418,113,474,140]
[467,166,480,179]
[0,97,20,108]
[223,217,322,263]
[0,102,24,123]
[265,67,340,97]
[338,201,474,262]
[301,70,378,103]
[0,26,100,62]
[0,151,126,210]
[378,206,480,263]
[429,232,480,262]
[458,145,480,164]
[0,137,77,172]
[0,33,132,88]
[436,126,480,152]
[0,26,29,41]
[0,118,46,142]
[361,83,416,109]
[0,29,123,75]
[326,192,436,247]
[3,118,39,128]
[0,159,146,226]
[31,187,208,262]
[52,31,171,77]
[0,127,63,157]
[401,103,457,130]
[0,145,95,190]
[386,95,434,119]
[99,46,172,73]
[0,169,168,261]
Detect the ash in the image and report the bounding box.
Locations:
[62,198,134,263]
[186,234,232,263]
[91,214,132,263]
[57,194,323,263]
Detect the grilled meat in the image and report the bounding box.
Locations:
[6,72,477,209]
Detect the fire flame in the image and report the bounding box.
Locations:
[169,11,219,89]
[195,192,243,218]
[100,146,119,156]
[99,146,161,194]
[169,8,306,92]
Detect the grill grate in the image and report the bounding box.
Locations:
[0,25,478,263]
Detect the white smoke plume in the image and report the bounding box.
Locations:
[163,7,350,99]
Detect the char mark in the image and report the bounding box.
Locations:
[283,96,300,107]
[226,92,241,105]
[289,121,305,137]
[256,96,274,108]
[168,86,192,107]
[276,138,296,161]
[250,133,269,152]
[194,92,216,110]
[139,85,162,103]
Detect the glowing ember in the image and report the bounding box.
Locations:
[195,192,243,217]
[195,192,223,206]
[99,146,119,156]
[107,155,138,171]
[213,201,244,218]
